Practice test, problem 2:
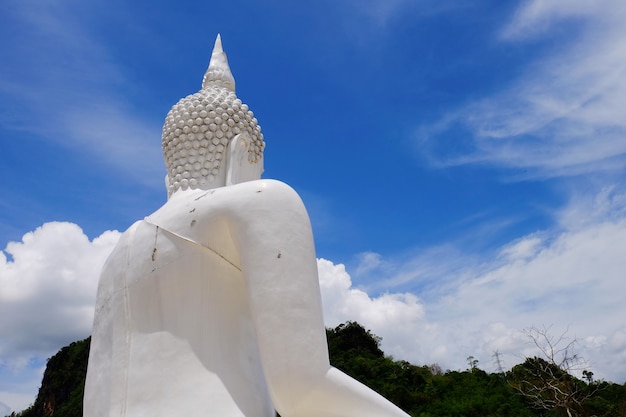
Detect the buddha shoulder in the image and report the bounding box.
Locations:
[195,179,304,214]
[152,179,305,222]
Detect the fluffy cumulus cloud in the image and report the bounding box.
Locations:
[0,223,120,368]
[318,259,433,360]
[420,0,626,178]
[0,222,119,411]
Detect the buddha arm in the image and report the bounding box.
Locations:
[227,180,410,417]
[227,179,330,413]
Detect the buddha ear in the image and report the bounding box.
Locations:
[165,174,172,199]
[226,132,251,185]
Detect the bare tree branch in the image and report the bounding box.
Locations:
[508,325,602,417]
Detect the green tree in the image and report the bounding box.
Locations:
[467,356,479,372]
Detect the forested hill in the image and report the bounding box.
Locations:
[7,322,626,417]
[8,338,90,417]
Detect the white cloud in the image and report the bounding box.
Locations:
[318,258,433,361]
[0,222,119,411]
[558,185,626,229]
[499,234,544,261]
[354,251,384,276]
[0,400,10,416]
[500,0,615,40]
[0,222,119,365]
[419,0,626,179]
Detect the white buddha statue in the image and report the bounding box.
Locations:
[84,35,410,417]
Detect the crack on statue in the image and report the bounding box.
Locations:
[189,208,196,213]
[151,226,159,262]
[144,218,242,271]
[194,190,214,200]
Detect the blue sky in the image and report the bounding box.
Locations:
[2,0,626,413]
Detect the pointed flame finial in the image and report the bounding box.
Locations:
[202,34,236,92]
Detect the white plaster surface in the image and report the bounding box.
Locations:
[84,35,410,417]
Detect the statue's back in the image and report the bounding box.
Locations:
[85,215,274,417]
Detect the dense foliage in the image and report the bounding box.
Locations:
[327,322,537,417]
[9,338,90,417]
[7,322,626,417]
[326,321,626,417]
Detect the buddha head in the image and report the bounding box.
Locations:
[161,35,265,197]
